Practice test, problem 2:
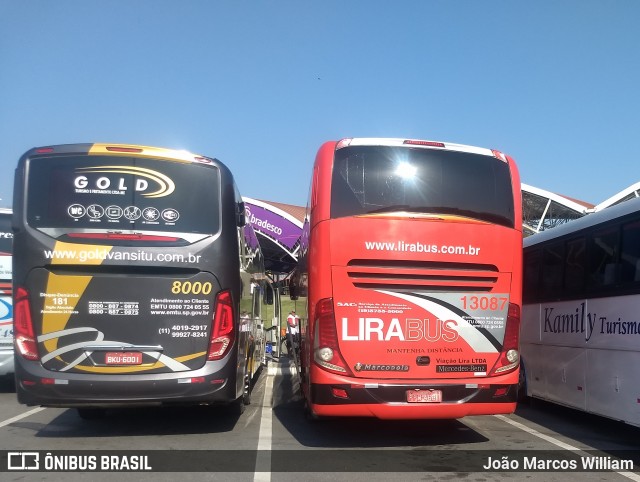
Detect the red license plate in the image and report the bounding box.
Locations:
[105,352,142,365]
[406,389,442,403]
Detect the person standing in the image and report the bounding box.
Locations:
[285,311,299,356]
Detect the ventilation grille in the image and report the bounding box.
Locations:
[346,259,499,292]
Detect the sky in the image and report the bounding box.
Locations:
[1,1,639,209]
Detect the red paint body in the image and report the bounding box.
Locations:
[293,138,523,420]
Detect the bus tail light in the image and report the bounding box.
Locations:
[14,287,40,361]
[489,303,520,376]
[403,139,445,148]
[313,298,353,376]
[105,146,144,153]
[336,138,353,150]
[491,149,508,162]
[207,290,234,361]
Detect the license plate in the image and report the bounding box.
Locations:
[105,352,143,365]
[406,389,442,403]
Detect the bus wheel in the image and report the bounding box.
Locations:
[517,361,528,403]
[304,399,320,422]
[77,408,106,420]
[231,395,246,415]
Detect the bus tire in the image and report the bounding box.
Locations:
[304,399,321,422]
[517,361,528,403]
[77,408,107,420]
[230,395,246,415]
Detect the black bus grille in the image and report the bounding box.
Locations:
[346,259,499,292]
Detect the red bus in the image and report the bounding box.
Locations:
[291,138,522,420]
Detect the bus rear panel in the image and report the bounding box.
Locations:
[12,144,261,409]
[296,138,522,419]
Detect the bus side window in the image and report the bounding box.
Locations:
[620,220,640,283]
[541,243,564,299]
[238,228,246,268]
[523,249,542,303]
[563,237,586,296]
[252,281,262,320]
[588,226,619,290]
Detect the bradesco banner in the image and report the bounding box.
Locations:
[335,291,508,378]
[243,201,301,251]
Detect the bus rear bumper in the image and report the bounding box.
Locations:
[310,382,518,419]
[14,361,240,408]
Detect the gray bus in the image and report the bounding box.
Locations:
[12,143,268,418]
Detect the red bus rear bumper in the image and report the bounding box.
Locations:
[309,380,518,419]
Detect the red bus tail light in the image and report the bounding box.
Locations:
[207,290,235,361]
[403,139,445,148]
[313,298,353,376]
[489,303,520,376]
[14,287,40,361]
[105,146,144,153]
[335,138,353,150]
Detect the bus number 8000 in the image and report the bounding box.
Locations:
[171,281,212,295]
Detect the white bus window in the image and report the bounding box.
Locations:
[588,227,619,289]
[621,220,640,283]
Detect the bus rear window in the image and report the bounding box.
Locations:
[26,156,220,235]
[330,146,515,228]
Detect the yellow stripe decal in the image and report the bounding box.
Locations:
[43,241,112,352]
[42,272,92,354]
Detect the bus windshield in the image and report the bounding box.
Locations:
[26,155,220,236]
[331,145,515,228]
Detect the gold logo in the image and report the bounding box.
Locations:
[75,166,175,198]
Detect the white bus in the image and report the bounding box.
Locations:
[0,207,13,376]
[521,196,640,427]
